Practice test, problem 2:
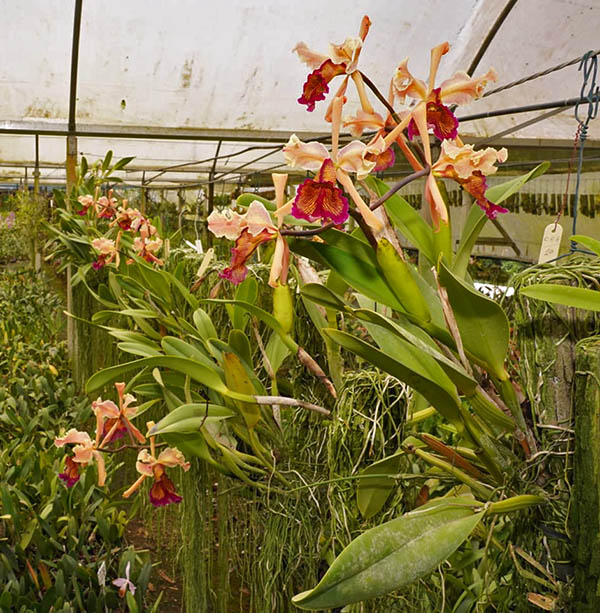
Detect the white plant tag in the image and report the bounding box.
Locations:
[538,223,563,264]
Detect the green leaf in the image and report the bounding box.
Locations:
[571,234,600,257]
[520,284,600,311]
[111,156,135,172]
[438,260,509,378]
[149,403,235,435]
[291,242,404,311]
[232,277,258,331]
[223,352,260,428]
[357,452,403,519]
[485,162,550,205]
[228,329,253,367]
[323,328,462,426]
[453,205,487,279]
[364,176,435,263]
[292,497,484,610]
[354,309,478,395]
[300,283,348,312]
[86,356,228,396]
[117,342,162,358]
[193,308,218,340]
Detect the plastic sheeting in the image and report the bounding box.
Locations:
[0,0,599,185]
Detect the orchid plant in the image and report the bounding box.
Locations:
[199,16,550,610]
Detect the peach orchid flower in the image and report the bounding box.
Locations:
[92,382,146,447]
[208,195,290,286]
[294,16,371,112]
[283,96,387,233]
[91,237,120,270]
[432,139,508,219]
[132,235,163,265]
[54,429,106,487]
[123,423,190,507]
[392,42,497,141]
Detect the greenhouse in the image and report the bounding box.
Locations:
[1,1,600,611]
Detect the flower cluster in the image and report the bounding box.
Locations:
[80,194,163,270]
[54,382,188,507]
[0,211,16,229]
[208,16,509,282]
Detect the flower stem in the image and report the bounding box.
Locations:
[369,166,430,211]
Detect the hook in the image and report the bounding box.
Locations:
[575,51,599,125]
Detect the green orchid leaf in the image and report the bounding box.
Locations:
[485,162,550,205]
[149,403,235,435]
[354,309,478,396]
[357,452,404,519]
[323,328,462,426]
[364,176,435,263]
[571,234,600,257]
[193,308,218,341]
[520,284,600,311]
[117,342,163,358]
[86,356,228,397]
[291,241,404,311]
[223,352,261,429]
[232,276,258,331]
[300,283,349,313]
[292,497,484,610]
[453,205,487,279]
[438,260,509,378]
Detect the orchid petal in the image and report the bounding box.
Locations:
[283,135,329,171]
[55,429,93,448]
[425,174,449,229]
[337,141,369,174]
[342,109,385,138]
[221,228,276,285]
[439,68,497,105]
[293,41,328,69]
[207,209,244,240]
[268,234,290,289]
[336,169,383,234]
[427,42,450,94]
[92,398,120,420]
[244,200,277,236]
[392,58,427,103]
[93,450,107,486]
[157,447,191,470]
[135,449,156,477]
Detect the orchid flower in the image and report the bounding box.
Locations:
[91,237,120,270]
[123,423,190,507]
[93,382,146,447]
[77,194,95,216]
[113,200,145,232]
[432,139,508,219]
[133,235,163,265]
[208,197,287,286]
[113,561,136,598]
[95,189,118,220]
[54,429,106,487]
[392,42,497,141]
[284,97,387,233]
[294,15,372,113]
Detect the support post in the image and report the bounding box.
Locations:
[572,337,600,612]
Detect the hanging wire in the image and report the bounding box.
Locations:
[546,51,599,263]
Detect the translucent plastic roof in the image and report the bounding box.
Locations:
[1,0,598,186]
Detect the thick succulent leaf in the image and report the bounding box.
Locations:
[520,284,600,311]
[485,162,550,205]
[438,260,509,378]
[323,329,462,426]
[571,234,600,257]
[86,356,229,398]
[357,452,403,519]
[223,352,261,429]
[364,176,435,263]
[232,276,258,331]
[292,497,484,610]
[354,309,478,396]
[453,206,487,279]
[291,241,404,311]
[149,403,235,435]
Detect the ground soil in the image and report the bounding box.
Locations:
[125,518,183,612]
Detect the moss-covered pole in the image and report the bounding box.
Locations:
[572,337,600,611]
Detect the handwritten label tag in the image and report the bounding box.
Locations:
[538,223,563,264]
